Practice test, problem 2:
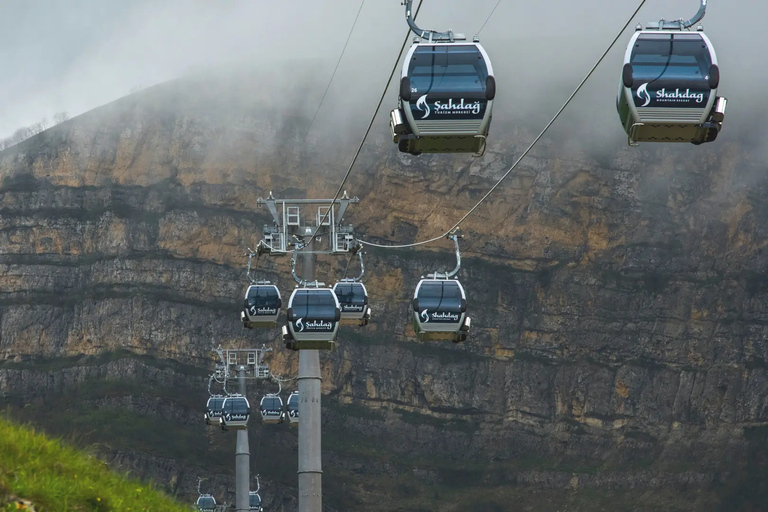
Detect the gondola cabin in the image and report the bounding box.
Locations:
[282,288,341,350]
[617,27,726,145]
[219,394,250,431]
[332,281,371,326]
[196,495,217,512]
[391,39,495,156]
[241,283,282,329]
[204,395,225,426]
[412,278,470,343]
[286,391,299,425]
[260,395,284,424]
[249,492,263,511]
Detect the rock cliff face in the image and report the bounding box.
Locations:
[1,72,767,511]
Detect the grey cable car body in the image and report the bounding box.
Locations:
[282,287,341,350]
[219,394,250,431]
[204,394,226,426]
[390,0,495,156]
[412,278,470,342]
[332,251,371,326]
[241,282,282,329]
[259,394,285,424]
[411,234,470,343]
[617,0,726,145]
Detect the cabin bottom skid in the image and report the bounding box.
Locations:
[281,326,336,351]
[414,317,471,344]
[622,98,727,146]
[390,108,487,156]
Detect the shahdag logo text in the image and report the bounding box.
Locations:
[415,95,481,119]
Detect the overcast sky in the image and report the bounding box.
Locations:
[0,0,764,141]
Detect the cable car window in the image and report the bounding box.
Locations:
[262,397,281,410]
[197,497,216,508]
[224,399,249,414]
[250,493,262,507]
[246,287,280,308]
[409,45,488,96]
[418,281,463,313]
[335,284,366,305]
[631,34,711,83]
[293,290,337,320]
[208,397,224,410]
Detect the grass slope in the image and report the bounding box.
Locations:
[0,415,190,512]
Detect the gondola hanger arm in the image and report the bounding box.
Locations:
[649,0,707,29]
[445,232,462,279]
[402,0,463,42]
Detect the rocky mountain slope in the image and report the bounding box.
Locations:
[0,70,767,511]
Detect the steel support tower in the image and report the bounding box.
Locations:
[256,193,360,512]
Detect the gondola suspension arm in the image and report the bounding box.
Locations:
[446,233,462,279]
[402,0,461,42]
[650,0,707,30]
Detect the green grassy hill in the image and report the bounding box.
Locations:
[0,415,190,512]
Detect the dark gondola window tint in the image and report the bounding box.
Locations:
[334,284,366,305]
[409,45,488,96]
[293,290,337,320]
[197,496,216,509]
[288,394,299,408]
[418,281,464,313]
[207,397,225,412]
[262,397,281,411]
[224,398,249,414]
[250,493,262,507]
[246,286,280,308]
[631,34,711,83]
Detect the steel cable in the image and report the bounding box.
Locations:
[300,0,424,250]
[360,0,648,250]
[304,0,367,138]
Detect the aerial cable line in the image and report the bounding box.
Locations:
[304,0,366,138]
[477,0,501,35]
[300,0,424,250]
[361,0,648,250]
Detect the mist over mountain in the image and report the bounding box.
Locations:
[1,1,768,510]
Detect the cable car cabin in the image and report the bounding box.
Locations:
[249,492,263,511]
[196,495,217,512]
[282,288,341,350]
[617,29,726,145]
[204,395,225,426]
[286,391,299,425]
[219,394,250,431]
[241,284,282,329]
[412,278,470,343]
[390,41,495,156]
[332,281,371,326]
[259,395,284,424]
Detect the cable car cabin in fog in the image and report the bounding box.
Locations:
[332,281,371,326]
[260,395,284,424]
[412,278,470,343]
[219,394,250,431]
[286,391,299,425]
[618,29,726,145]
[249,491,263,511]
[241,284,282,329]
[196,495,216,512]
[391,41,495,156]
[204,395,225,426]
[282,288,341,350]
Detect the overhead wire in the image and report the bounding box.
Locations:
[300,0,425,251]
[360,0,648,250]
[304,0,367,138]
[477,0,501,35]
